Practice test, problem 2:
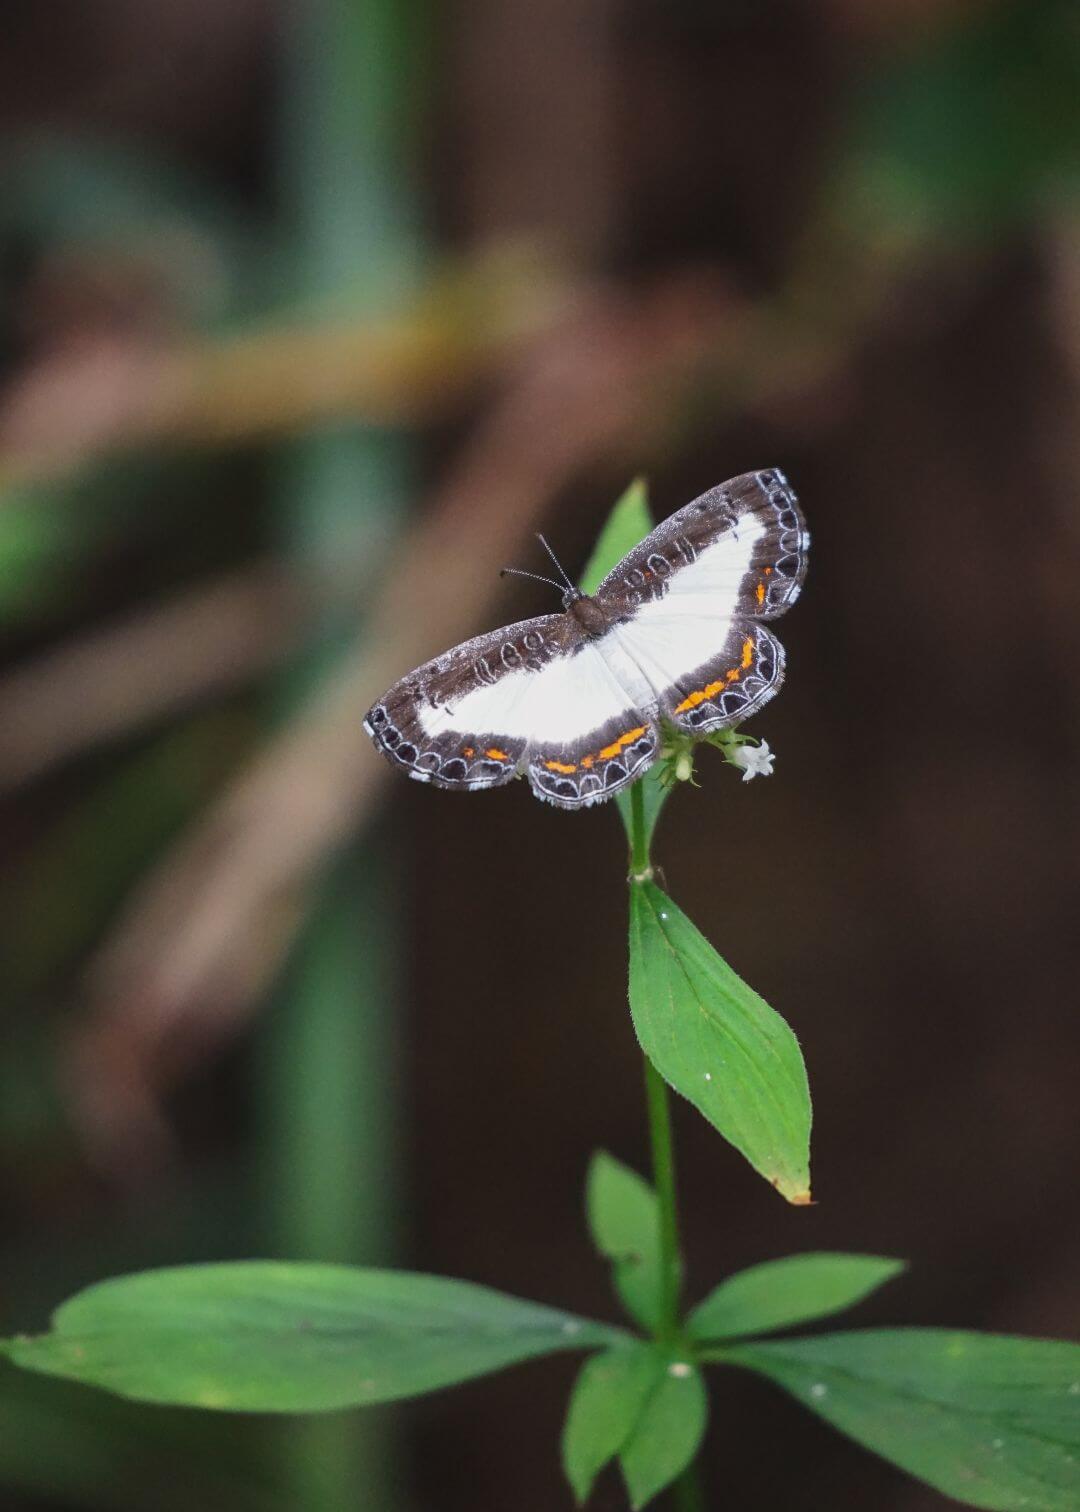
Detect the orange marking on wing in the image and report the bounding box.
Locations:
[755,580,766,605]
[581,755,594,769]
[462,746,475,758]
[597,725,647,761]
[764,565,773,575]
[545,758,577,774]
[674,643,757,714]
[485,747,510,761]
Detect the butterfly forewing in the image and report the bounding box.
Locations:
[594,469,808,622]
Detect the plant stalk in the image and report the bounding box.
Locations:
[643,1055,680,1340]
[673,1468,708,1512]
[628,781,706,1510]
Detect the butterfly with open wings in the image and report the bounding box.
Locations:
[364,469,808,810]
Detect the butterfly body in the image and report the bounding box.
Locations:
[364,469,808,809]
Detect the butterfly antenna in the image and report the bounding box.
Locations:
[536,533,578,595]
[499,566,566,593]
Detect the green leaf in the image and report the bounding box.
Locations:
[847,1,1080,243]
[579,477,652,594]
[619,1356,708,1510]
[722,1329,1080,1511]
[561,1341,658,1505]
[586,1151,669,1331]
[3,1263,623,1413]
[628,880,811,1203]
[688,1253,905,1342]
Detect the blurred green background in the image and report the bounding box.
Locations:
[0,0,1077,1507]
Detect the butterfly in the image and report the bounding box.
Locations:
[364,469,808,809]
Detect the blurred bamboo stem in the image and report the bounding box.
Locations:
[0,554,387,791]
[262,0,420,1501]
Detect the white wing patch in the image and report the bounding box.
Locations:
[656,516,764,617]
[417,642,635,747]
[603,614,735,703]
[596,524,763,699]
[414,523,769,745]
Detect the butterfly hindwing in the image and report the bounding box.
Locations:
[594,468,808,623]
[527,704,659,809]
[656,618,785,734]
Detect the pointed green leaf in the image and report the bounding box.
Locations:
[586,1151,669,1331]
[580,478,652,594]
[3,1263,623,1413]
[619,1356,708,1510]
[628,880,811,1203]
[561,1341,659,1505]
[722,1329,1080,1511]
[688,1253,905,1342]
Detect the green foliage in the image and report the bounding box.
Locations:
[562,1341,707,1510]
[4,479,1078,1512]
[847,0,1080,241]
[4,1263,621,1413]
[586,1151,670,1332]
[721,1329,1080,1512]
[0,486,80,623]
[0,132,271,323]
[688,1253,905,1342]
[561,1341,657,1505]
[579,478,651,596]
[618,767,671,863]
[628,879,811,1204]
[618,1356,708,1510]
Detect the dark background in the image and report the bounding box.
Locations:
[0,1,1077,1508]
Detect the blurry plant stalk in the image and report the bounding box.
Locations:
[0,250,567,484]
[0,186,932,489]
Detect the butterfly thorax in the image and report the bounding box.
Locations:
[566,593,613,639]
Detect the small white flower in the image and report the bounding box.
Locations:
[729,739,775,782]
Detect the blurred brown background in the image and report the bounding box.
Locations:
[0,0,1077,1508]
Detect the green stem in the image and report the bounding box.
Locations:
[629,781,679,1337]
[643,1056,680,1340]
[673,1468,707,1512]
[629,780,707,1510]
[629,780,651,878]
